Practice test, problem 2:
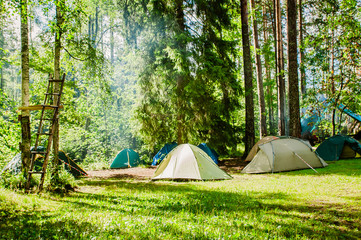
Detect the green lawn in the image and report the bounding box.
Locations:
[1,160,360,239]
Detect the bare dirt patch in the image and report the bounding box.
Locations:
[86,167,157,180]
[219,158,248,173]
[85,159,247,180]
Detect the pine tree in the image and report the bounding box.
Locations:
[251,0,267,138]
[275,0,286,135]
[298,0,306,96]
[240,0,255,155]
[287,0,301,137]
[136,0,240,153]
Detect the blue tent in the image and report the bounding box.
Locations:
[337,103,361,122]
[301,95,361,137]
[197,143,219,164]
[151,142,177,166]
[301,114,320,136]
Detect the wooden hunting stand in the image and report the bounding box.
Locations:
[24,73,65,193]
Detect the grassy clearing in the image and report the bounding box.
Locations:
[1,160,360,239]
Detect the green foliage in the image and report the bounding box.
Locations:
[4,0,141,171]
[317,119,333,139]
[0,160,360,239]
[303,0,361,135]
[0,90,20,170]
[0,172,26,190]
[0,156,76,192]
[2,0,361,173]
[44,167,76,193]
[134,0,241,154]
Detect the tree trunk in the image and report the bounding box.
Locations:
[52,0,64,183]
[272,0,278,135]
[20,0,31,180]
[95,7,99,42]
[0,29,4,90]
[251,0,267,138]
[263,4,274,135]
[12,69,16,101]
[338,109,344,133]
[175,0,186,144]
[241,0,255,156]
[333,68,346,136]
[275,0,286,136]
[110,19,114,64]
[287,0,301,137]
[330,24,336,136]
[100,14,103,52]
[88,16,92,42]
[298,0,306,96]
[0,68,3,90]
[332,108,336,135]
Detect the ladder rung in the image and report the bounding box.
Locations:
[41,105,59,108]
[36,133,52,135]
[49,80,64,83]
[31,151,47,154]
[45,93,61,96]
[28,171,44,174]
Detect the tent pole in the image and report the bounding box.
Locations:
[127,151,130,168]
[270,142,275,173]
[293,152,318,173]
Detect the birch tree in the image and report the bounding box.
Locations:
[251,0,267,138]
[20,0,31,179]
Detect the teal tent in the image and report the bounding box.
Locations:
[301,114,320,136]
[110,149,140,168]
[315,135,361,161]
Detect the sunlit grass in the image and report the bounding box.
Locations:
[0,159,360,239]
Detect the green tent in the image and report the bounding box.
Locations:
[242,138,327,174]
[110,149,140,168]
[315,135,361,161]
[58,150,87,177]
[1,148,87,177]
[152,144,232,180]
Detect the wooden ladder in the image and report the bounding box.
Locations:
[25,73,65,193]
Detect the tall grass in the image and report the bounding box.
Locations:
[0,159,360,239]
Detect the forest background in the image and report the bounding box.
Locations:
[0,0,360,171]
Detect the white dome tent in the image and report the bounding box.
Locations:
[152,144,232,180]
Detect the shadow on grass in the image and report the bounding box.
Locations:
[0,207,160,240]
[2,180,360,240]
[2,171,360,239]
[0,210,92,240]
[67,183,274,213]
[47,179,361,239]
